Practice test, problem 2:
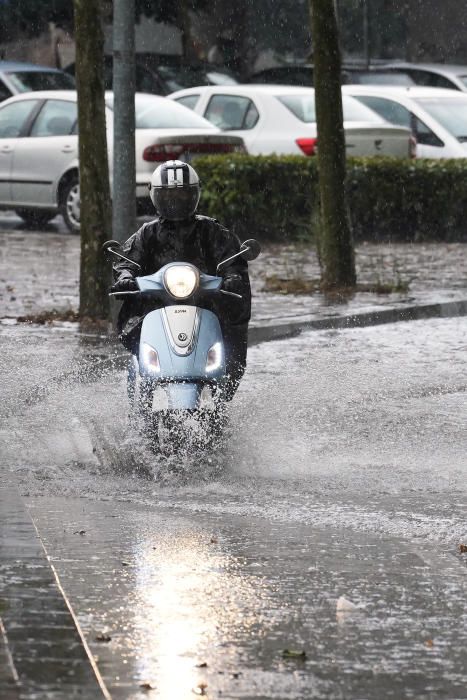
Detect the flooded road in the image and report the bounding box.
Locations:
[1,317,467,698]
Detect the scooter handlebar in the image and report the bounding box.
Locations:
[110,289,243,300]
[109,291,141,298]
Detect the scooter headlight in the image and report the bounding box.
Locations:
[164,265,199,299]
[206,342,223,372]
[142,343,160,373]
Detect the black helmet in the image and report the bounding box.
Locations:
[149,160,200,221]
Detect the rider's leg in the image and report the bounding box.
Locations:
[222,322,248,401]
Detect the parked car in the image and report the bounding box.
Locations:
[155,62,240,92]
[378,63,467,92]
[247,62,413,87]
[66,56,239,96]
[168,85,414,158]
[0,91,245,232]
[343,85,467,158]
[342,68,415,87]
[248,64,315,86]
[0,61,75,102]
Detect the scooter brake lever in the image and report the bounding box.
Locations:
[220,289,243,299]
[109,291,141,298]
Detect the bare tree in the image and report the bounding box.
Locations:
[74,0,112,319]
[309,0,356,290]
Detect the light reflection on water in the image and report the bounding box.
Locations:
[130,532,261,699]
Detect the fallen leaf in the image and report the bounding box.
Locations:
[195,662,208,668]
[73,530,86,535]
[139,681,156,690]
[458,544,467,553]
[282,649,307,659]
[336,596,359,612]
[95,633,111,642]
[210,536,218,544]
[425,639,434,648]
[192,682,208,695]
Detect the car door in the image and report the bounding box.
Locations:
[11,98,78,206]
[202,94,260,153]
[0,98,41,202]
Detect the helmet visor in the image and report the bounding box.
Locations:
[154,185,200,221]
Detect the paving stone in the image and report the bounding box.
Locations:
[0,487,107,698]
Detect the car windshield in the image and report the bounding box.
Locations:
[105,94,213,129]
[6,70,75,92]
[277,93,383,123]
[458,75,467,87]
[414,98,467,141]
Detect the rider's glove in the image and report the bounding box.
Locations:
[222,273,243,295]
[111,276,138,293]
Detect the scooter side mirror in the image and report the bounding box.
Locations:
[102,239,141,269]
[240,239,261,261]
[102,239,123,254]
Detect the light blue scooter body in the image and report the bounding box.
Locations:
[136,266,226,410]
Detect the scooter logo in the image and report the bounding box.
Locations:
[178,332,188,342]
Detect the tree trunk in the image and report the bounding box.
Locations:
[309,0,356,290]
[74,0,112,320]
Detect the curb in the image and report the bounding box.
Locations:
[248,299,467,346]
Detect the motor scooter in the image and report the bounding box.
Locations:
[104,238,261,451]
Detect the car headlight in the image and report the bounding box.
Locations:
[206,342,223,372]
[164,265,199,299]
[142,343,160,373]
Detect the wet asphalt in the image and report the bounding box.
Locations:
[1,217,467,699]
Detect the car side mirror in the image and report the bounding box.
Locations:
[240,239,261,261]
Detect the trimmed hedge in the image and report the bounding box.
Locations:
[195,154,467,242]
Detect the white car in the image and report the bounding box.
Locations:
[343,85,467,158]
[380,63,467,92]
[0,90,245,232]
[168,85,414,158]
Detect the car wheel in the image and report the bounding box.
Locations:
[15,209,55,229]
[60,176,80,234]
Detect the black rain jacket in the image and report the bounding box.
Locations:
[113,215,251,339]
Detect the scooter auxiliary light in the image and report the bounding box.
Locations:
[206,342,223,372]
[164,265,198,299]
[142,343,161,373]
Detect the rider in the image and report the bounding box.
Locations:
[111,159,251,400]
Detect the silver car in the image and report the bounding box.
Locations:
[0,61,75,102]
[0,90,245,233]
